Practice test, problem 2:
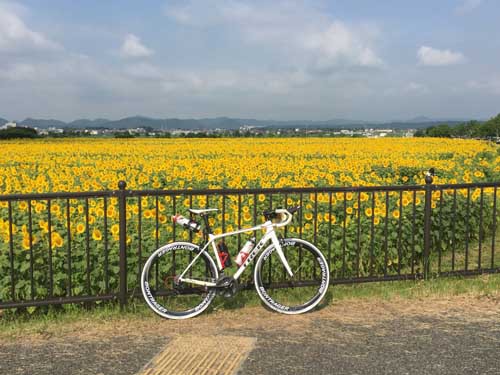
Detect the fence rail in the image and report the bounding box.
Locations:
[0,177,499,310]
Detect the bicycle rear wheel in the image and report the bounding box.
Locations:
[254,238,329,314]
[141,242,218,319]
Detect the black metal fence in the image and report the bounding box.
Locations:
[0,177,498,310]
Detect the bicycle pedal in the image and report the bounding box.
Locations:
[222,290,234,298]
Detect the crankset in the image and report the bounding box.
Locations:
[213,275,239,298]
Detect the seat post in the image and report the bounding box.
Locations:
[201,214,212,239]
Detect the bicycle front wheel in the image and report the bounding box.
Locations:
[141,242,218,319]
[254,238,329,314]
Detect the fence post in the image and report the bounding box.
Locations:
[423,170,434,279]
[118,180,128,309]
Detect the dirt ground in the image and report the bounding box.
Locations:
[0,294,499,374]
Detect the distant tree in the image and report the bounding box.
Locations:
[419,114,500,139]
[425,124,452,138]
[155,132,171,138]
[185,132,208,138]
[114,132,135,138]
[0,126,38,139]
[453,120,482,138]
[63,129,80,137]
[481,114,500,138]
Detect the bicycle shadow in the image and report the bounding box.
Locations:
[206,287,261,314]
[315,289,334,311]
[207,287,335,316]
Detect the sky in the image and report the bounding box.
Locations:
[0,0,499,122]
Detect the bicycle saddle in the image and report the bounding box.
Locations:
[188,208,219,215]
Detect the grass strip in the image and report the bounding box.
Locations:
[1,273,498,338]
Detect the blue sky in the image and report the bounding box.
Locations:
[0,0,499,121]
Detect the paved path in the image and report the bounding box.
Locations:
[1,295,499,375]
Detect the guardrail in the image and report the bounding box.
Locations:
[0,176,498,309]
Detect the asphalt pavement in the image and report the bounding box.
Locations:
[0,295,499,375]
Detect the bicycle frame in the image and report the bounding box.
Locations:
[178,209,294,287]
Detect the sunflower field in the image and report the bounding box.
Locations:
[0,137,499,306]
[1,137,500,193]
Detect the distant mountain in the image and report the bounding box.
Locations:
[20,118,67,128]
[255,118,372,129]
[165,118,206,129]
[406,116,435,123]
[0,118,8,126]
[398,116,471,123]
[68,118,110,128]
[197,117,242,129]
[104,116,166,129]
[9,115,473,130]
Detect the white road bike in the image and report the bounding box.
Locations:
[141,206,330,319]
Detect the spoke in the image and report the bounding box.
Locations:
[292,263,307,277]
[142,247,216,317]
[258,241,327,313]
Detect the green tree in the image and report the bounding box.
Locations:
[114,132,135,138]
[414,129,426,137]
[453,120,482,138]
[481,114,500,138]
[426,124,452,138]
[0,127,38,139]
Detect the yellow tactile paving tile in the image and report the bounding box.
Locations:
[137,335,256,375]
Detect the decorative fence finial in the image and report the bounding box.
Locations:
[425,168,435,184]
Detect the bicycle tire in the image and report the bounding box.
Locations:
[254,238,329,314]
[141,242,218,320]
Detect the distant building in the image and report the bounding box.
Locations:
[47,127,64,134]
[0,121,18,130]
[404,130,415,138]
[170,129,190,136]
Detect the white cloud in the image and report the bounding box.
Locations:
[120,33,153,58]
[160,68,309,95]
[455,0,482,15]
[0,62,36,80]
[166,0,383,70]
[0,3,61,51]
[467,77,500,95]
[381,82,430,97]
[123,63,163,80]
[404,82,429,94]
[300,22,383,69]
[417,46,465,66]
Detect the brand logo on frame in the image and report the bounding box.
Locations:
[157,244,197,257]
